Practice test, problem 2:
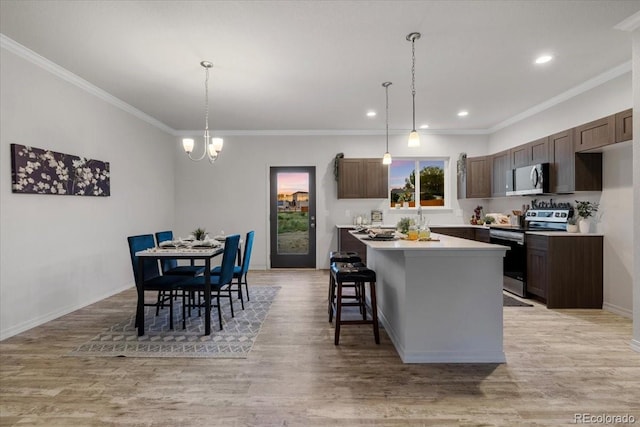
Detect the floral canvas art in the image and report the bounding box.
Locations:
[10,144,110,196]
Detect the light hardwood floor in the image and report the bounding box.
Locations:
[1,270,638,426]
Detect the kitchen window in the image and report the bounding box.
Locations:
[389,158,448,208]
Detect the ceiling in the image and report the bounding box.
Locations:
[1,1,638,135]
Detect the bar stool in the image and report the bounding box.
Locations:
[330,262,380,345]
[328,251,362,320]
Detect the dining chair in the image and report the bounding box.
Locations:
[127,234,188,330]
[211,230,254,310]
[154,230,205,277]
[177,234,241,330]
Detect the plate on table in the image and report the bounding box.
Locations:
[365,235,397,241]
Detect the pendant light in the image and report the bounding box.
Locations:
[182,61,223,164]
[406,32,421,148]
[382,82,392,165]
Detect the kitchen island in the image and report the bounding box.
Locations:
[355,232,508,363]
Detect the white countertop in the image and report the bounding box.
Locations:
[338,224,603,236]
[352,231,506,251]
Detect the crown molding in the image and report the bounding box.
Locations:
[488,61,632,133]
[614,10,640,32]
[0,33,177,136]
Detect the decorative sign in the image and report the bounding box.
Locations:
[530,199,572,209]
[10,144,110,196]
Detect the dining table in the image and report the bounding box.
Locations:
[135,245,224,336]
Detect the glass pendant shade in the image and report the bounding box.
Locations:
[408,130,420,148]
[211,137,224,152]
[182,138,195,153]
[382,152,392,165]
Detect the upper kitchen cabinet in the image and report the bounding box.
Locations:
[465,156,491,198]
[509,137,549,169]
[337,158,388,199]
[549,129,602,193]
[615,109,633,143]
[491,150,510,197]
[574,115,615,152]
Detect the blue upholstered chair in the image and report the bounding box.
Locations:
[177,234,241,330]
[154,230,205,277]
[211,230,254,310]
[127,234,188,330]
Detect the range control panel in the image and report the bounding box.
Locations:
[525,209,571,223]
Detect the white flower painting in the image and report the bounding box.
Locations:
[10,144,110,196]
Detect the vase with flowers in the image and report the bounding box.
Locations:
[575,200,599,234]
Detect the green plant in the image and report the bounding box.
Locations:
[192,227,207,240]
[396,217,415,234]
[482,215,495,224]
[567,217,577,225]
[575,200,599,219]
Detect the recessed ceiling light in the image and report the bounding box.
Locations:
[457,111,469,117]
[419,124,429,129]
[535,55,553,64]
[366,111,377,117]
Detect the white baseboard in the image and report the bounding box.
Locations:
[0,284,133,341]
[602,302,633,318]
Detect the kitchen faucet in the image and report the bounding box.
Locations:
[417,205,423,226]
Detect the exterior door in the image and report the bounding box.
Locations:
[270,167,316,268]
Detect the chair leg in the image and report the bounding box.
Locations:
[228,287,235,318]
[168,291,174,330]
[155,291,162,316]
[369,281,380,344]
[244,273,250,302]
[216,294,223,330]
[237,276,245,310]
[334,281,343,345]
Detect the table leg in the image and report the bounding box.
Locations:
[137,257,145,336]
[205,258,211,335]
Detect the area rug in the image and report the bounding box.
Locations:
[503,293,533,307]
[69,286,280,358]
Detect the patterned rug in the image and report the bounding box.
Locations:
[69,286,280,358]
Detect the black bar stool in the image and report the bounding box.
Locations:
[328,251,362,320]
[330,262,380,345]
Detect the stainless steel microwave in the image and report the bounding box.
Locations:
[506,163,550,196]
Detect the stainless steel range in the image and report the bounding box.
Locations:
[489,208,571,297]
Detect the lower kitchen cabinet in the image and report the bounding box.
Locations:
[431,227,476,241]
[337,228,367,264]
[526,234,603,309]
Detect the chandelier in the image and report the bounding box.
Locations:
[406,32,421,148]
[182,61,223,163]
[382,82,392,165]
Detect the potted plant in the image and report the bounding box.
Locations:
[396,217,414,234]
[396,194,404,209]
[192,227,207,241]
[574,200,599,234]
[566,217,579,233]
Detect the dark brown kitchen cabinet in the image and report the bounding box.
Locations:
[491,150,510,197]
[548,129,575,193]
[465,156,491,198]
[510,137,549,169]
[337,158,388,199]
[549,129,602,193]
[615,109,633,142]
[430,227,475,240]
[530,137,549,164]
[574,115,615,152]
[526,234,603,309]
[474,228,490,243]
[337,228,367,264]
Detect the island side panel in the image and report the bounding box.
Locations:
[402,249,505,363]
[366,246,407,357]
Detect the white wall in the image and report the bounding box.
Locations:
[487,74,634,317]
[174,133,488,270]
[0,49,177,339]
